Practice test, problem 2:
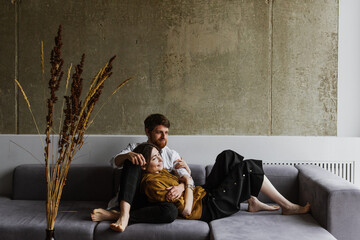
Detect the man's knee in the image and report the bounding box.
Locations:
[158,203,178,223]
[123,159,142,171]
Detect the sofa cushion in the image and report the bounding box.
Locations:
[189,164,206,186]
[209,207,336,240]
[12,164,115,201]
[258,165,299,203]
[94,218,209,240]
[296,164,360,240]
[0,199,107,240]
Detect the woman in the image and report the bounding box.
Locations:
[140,143,310,221]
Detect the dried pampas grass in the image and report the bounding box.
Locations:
[16,25,133,231]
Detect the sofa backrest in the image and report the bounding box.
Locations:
[12,164,116,201]
[189,164,207,186]
[258,165,299,203]
[12,163,299,203]
[205,164,299,204]
[12,164,205,201]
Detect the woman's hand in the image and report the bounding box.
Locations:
[166,184,184,201]
[182,207,192,217]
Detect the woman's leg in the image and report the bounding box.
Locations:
[203,150,266,219]
[204,150,245,189]
[247,196,280,212]
[256,175,310,215]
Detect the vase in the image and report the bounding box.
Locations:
[46,229,55,240]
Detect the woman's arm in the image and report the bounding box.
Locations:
[181,176,195,217]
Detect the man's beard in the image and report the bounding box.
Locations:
[152,137,167,149]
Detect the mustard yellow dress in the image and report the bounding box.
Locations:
[141,169,206,220]
[141,150,264,222]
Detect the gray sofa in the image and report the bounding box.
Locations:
[0,163,359,240]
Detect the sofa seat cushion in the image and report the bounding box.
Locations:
[0,200,107,240]
[94,218,209,240]
[209,208,336,240]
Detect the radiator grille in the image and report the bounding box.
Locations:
[264,161,355,183]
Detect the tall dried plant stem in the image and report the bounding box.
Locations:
[19,25,132,232]
[58,64,73,136]
[41,41,46,107]
[46,55,120,231]
[87,77,133,128]
[14,79,44,149]
[45,25,64,231]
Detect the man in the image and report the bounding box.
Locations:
[91,114,191,232]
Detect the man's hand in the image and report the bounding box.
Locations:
[127,152,146,166]
[174,158,191,175]
[166,184,185,201]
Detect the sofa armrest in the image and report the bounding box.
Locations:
[296,165,360,240]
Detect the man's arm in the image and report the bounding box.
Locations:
[166,155,191,200]
[114,152,146,167]
[174,158,191,175]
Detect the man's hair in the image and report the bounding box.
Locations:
[144,114,170,132]
[133,143,161,164]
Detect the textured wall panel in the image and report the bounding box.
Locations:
[1,0,338,136]
[272,0,338,135]
[0,2,15,134]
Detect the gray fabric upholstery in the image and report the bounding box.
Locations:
[94,219,210,240]
[13,164,115,201]
[0,199,106,240]
[2,163,358,240]
[210,208,336,240]
[258,165,299,203]
[206,164,299,203]
[189,164,207,186]
[296,165,360,240]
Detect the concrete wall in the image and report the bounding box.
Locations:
[0,0,338,136]
[0,2,15,134]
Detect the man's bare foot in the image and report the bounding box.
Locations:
[110,213,130,232]
[282,202,311,215]
[248,196,281,212]
[91,208,120,222]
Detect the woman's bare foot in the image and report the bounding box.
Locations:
[248,196,281,212]
[282,202,311,215]
[91,208,120,222]
[110,213,130,232]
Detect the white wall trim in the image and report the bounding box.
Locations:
[338,0,360,137]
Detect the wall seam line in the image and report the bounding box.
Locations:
[268,0,274,136]
[14,0,20,134]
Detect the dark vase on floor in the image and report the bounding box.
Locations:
[46,229,55,240]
